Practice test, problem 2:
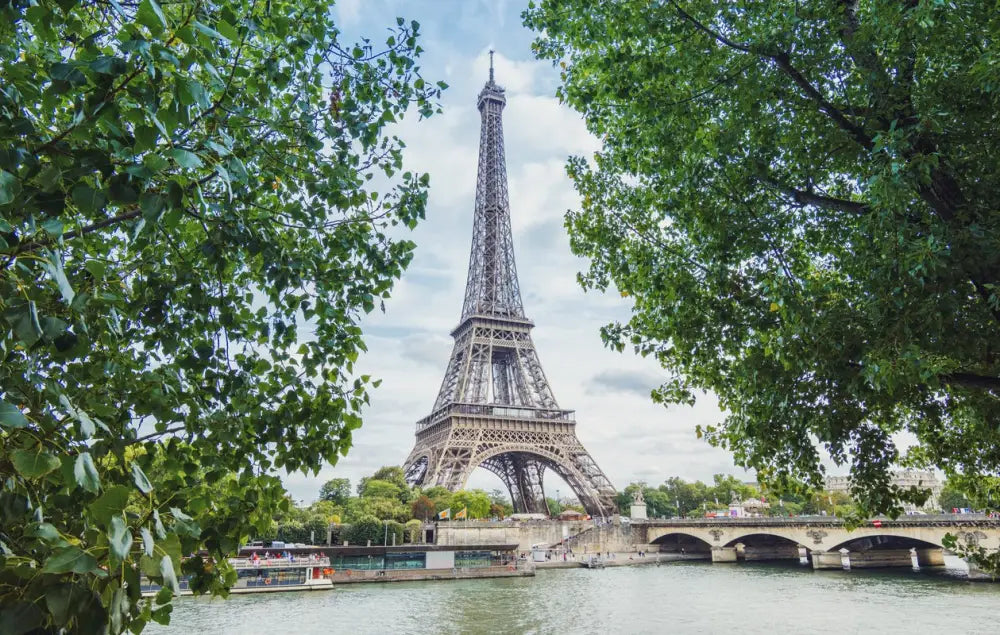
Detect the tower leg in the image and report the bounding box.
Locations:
[482,452,550,515]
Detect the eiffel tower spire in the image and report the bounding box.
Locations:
[462,49,523,321]
[402,58,617,518]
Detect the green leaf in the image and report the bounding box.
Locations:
[73,452,100,494]
[193,21,226,42]
[71,184,107,213]
[131,463,153,494]
[140,192,166,223]
[89,56,128,76]
[177,79,210,108]
[134,125,159,152]
[10,300,43,346]
[45,583,79,627]
[108,516,133,564]
[42,546,99,574]
[41,217,63,237]
[216,19,239,42]
[26,522,67,546]
[0,399,29,429]
[0,602,43,635]
[42,250,75,304]
[11,448,61,478]
[137,0,168,35]
[170,506,200,538]
[88,485,130,526]
[0,170,16,205]
[141,527,154,556]
[41,316,68,340]
[153,509,166,539]
[159,554,180,593]
[84,260,107,278]
[49,62,86,85]
[167,148,203,169]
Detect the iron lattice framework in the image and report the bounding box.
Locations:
[402,54,617,517]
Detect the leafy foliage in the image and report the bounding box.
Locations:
[404,518,423,543]
[0,1,443,631]
[410,494,436,521]
[618,475,855,518]
[524,0,1000,516]
[343,516,382,546]
[450,489,491,519]
[319,478,352,507]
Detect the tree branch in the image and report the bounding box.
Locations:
[763,178,870,215]
[4,207,141,260]
[849,362,1000,393]
[940,372,1000,393]
[668,0,874,150]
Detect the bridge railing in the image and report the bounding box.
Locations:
[637,514,997,527]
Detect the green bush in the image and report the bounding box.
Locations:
[405,519,423,543]
[343,516,382,546]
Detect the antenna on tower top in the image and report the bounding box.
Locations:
[489,49,495,83]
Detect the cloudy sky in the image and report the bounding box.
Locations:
[281,0,755,503]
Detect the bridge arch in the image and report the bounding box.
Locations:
[720,533,806,562]
[650,532,713,554]
[827,533,944,552]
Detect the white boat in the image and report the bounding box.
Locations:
[141,556,334,597]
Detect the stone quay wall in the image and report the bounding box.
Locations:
[435,519,641,553]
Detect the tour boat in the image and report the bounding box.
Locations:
[141,555,334,597]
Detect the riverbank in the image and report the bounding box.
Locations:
[534,552,705,569]
[329,564,533,584]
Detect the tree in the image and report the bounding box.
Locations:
[642,489,674,519]
[309,500,343,525]
[372,466,409,490]
[358,466,411,503]
[545,497,564,516]
[319,478,352,507]
[404,518,423,543]
[451,489,491,519]
[659,477,712,517]
[423,486,453,514]
[524,1,1000,516]
[939,479,971,512]
[384,520,405,546]
[488,488,514,518]
[303,516,330,545]
[343,516,382,546]
[410,495,436,521]
[0,1,443,631]
[347,496,409,523]
[361,479,403,501]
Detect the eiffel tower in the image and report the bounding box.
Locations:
[402,53,617,517]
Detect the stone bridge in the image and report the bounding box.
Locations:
[637,516,1000,577]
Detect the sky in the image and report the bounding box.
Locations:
[281,0,755,503]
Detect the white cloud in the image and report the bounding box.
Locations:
[334,0,362,26]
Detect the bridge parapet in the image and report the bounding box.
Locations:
[638,514,996,529]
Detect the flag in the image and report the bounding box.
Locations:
[438,508,450,520]
[455,507,468,520]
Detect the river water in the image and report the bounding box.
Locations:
[148,561,999,634]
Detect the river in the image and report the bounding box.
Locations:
[148,561,999,634]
